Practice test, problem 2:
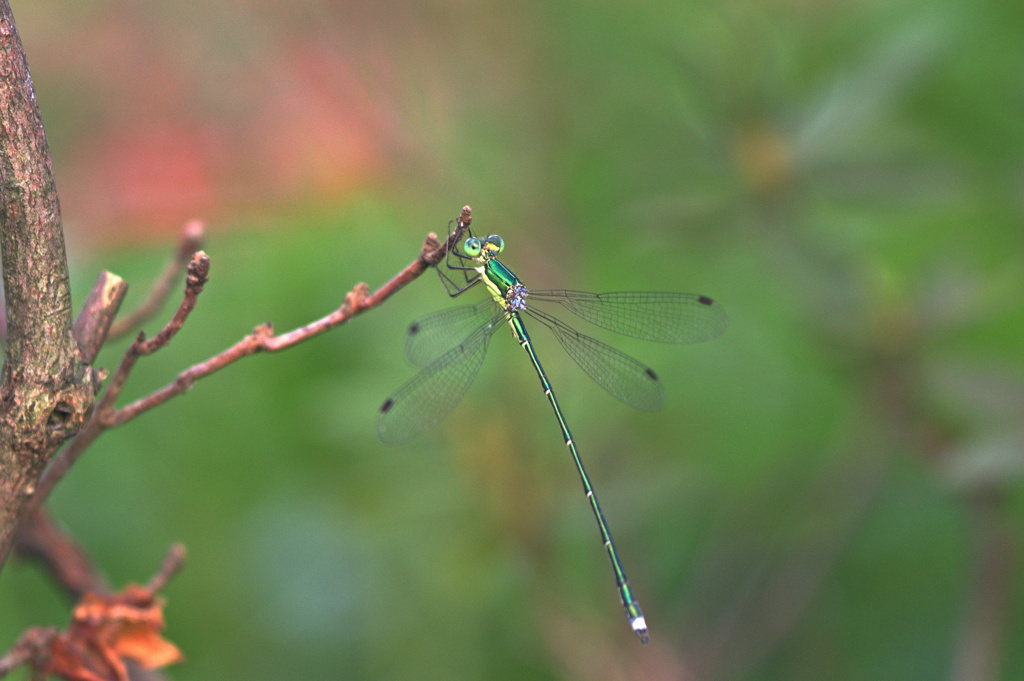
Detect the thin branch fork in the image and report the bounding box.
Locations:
[26,205,472,513]
[104,204,471,424]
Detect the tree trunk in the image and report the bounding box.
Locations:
[0,0,94,569]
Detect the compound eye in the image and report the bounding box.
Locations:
[463,237,482,257]
[485,234,504,253]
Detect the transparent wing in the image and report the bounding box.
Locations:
[404,299,500,367]
[528,290,728,343]
[378,321,501,444]
[526,308,664,411]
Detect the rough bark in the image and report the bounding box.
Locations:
[0,0,94,567]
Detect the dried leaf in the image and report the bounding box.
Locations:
[38,583,182,681]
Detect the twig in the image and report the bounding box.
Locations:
[145,543,187,594]
[107,220,205,340]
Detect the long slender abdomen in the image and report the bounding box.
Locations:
[508,311,649,643]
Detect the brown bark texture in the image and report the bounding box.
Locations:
[0,0,94,567]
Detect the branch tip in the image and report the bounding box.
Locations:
[147,542,187,593]
[186,251,210,289]
[108,220,209,339]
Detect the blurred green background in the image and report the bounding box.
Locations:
[2,0,1023,679]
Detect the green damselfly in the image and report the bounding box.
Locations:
[378,219,727,643]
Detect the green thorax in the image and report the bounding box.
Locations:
[483,258,519,298]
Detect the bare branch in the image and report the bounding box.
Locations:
[14,507,105,598]
[105,206,469,422]
[108,220,205,340]
[24,206,471,514]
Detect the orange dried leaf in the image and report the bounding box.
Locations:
[105,621,182,669]
[40,583,183,681]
